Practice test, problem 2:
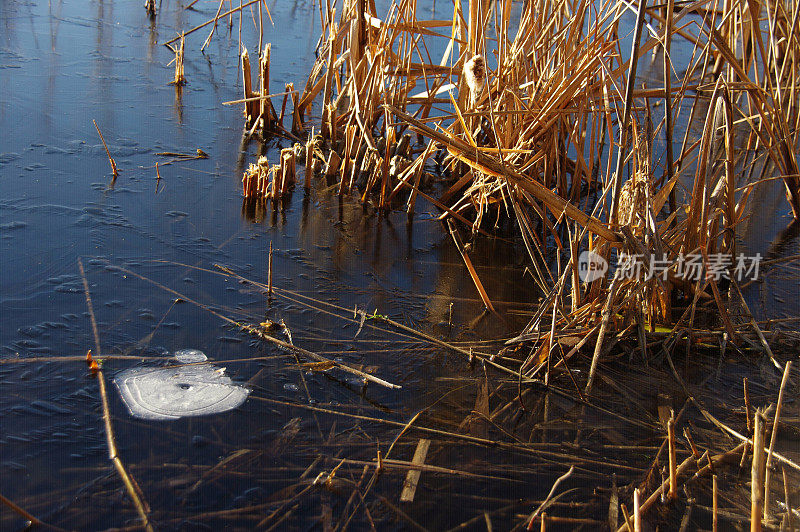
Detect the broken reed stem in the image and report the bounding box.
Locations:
[782,466,792,530]
[163,0,262,46]
[610,0,648,223]
[751,409,766,532]
[633,488,641,532]
[525,466,574,530]
[585,273,621,394]
[713,475,718,532]
[77,259,154,532]
[241,46,256,125]
[0,496,65,532]
[92,119,118,178]
[222,89,297,106]
[200,0,225,51]
[0,491,42,528]
[662,0,675,196]
[617,443,746,532]
[109,262,400,389]
[171,35,186,86]
[268,241,273,301]
[399,438,431,503]
[77,259,102,359]
[260,44,275,132]
[667,412,678,500]
[764,361,792,523]
[447,219,495,313]
[304,138,314,190]
[620,504,634,532]
[744,377,753,433]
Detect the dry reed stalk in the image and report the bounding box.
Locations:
[667,412,678,500]
[259,43,276,132]
[620,504,633,532]
[584,272,621,394]
[633,488,641,532]
[112,262,400,389]
[241,47,257,125]
[398,438,430,503]
[751,409,766,532]
[164,0,262,46]
[77,259,154,532]
[201,0,226,51]
[222,89,297,107]
[270,163,280,198]
[447,219,495,313]
[281,148,295,190]
[278,84,292,130]
[782,466,792,530]
[713,474,719,532]
[325,150,341,181]
[92,119,118,178]
[0,492,45,529]
[304,139,314,190]
[168,34,186,86]
[608,474,619,530]
[524,466,574,530]
[267,240,273,301]
[744,377,753,433]
[764,361,792,523]
[290,85,304,134]
[406,141,434,213]
[617,443,747,532]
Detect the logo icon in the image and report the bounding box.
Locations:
[578,250,608,282]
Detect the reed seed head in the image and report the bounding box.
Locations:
[463,55,486,104]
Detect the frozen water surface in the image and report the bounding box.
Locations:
[114,350,249,420]
[173,349,209,364]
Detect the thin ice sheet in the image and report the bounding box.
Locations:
[114,357,249,420]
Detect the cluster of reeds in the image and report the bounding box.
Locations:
[498,0,800,394]
[239,44,279,136]
[150,0,800,524]
[287,0,636,219]
[167,34,186,86]
[241,145,301,199]
[266,0,800,381]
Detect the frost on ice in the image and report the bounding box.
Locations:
[114,349,249,420]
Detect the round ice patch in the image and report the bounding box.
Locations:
[114,362,249,420]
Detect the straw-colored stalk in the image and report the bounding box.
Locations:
[77,259,153,532]
[92,119,118,179]
[168,35,186,86]
[751,410,766,532]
